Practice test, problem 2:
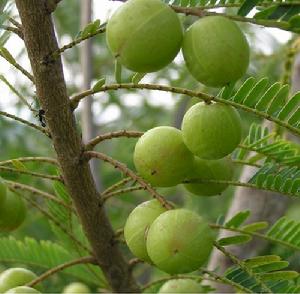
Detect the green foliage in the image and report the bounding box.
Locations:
[0,237,105,286]
[225,255,299,293]
[234,123,300,166]
[218,77,300,137]
[249,163,300,197]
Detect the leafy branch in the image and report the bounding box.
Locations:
[71,81,300,137]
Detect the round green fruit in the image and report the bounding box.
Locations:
[106,0,183,73]
[63,282,90,294]
[5,286,40,294]
[184,157,234,196]
[146,209,214,274]
[134,126,194,187]
[182,102,242,160]
[124,200,167,262]
[159,279,203,293]
[0,191,26,232]
[0,268,38,293]
[182,16,249,87]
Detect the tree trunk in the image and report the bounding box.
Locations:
[80,0,102,191]
[207,54,300,292]
[15,1,139,292]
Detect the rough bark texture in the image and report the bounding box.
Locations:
[208,54,300,292]
[80,0,102,191]
[15,1,139,292]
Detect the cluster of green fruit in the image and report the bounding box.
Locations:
[0,178,26,231]
[134,101,241,196]
[125,200,214,274]
[107,0,249,88]
[0,267,90,294]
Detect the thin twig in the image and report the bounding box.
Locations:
[210,223,300,252]
[26,256,97,287]
[102,186,143,202]
[183,178,298,199]
[0,157,58,166]
[85,151,172,210]
[42,27,106,64]
[70,83,300,137]
[86,130,143,150]
[0,111,50,136]
[101,177,132,196]
[0,51,34,83]
[7,181,74,212]
[171,6,290,31]
[0,166,61,182]
[0,25,23,39]
[8,17,22,30]
[200,269,252,294]
[214,242,272,293]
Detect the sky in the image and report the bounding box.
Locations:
[0,1,293,123]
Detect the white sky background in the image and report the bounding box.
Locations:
[0,1,293,124]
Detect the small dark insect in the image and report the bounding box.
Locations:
[37,109,46,127]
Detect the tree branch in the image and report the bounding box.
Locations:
[0,166,62,182]
[0,110,50,136]
[85,151,173,210]
[26,256,97,287]
[43,27,106,64]
[86,130,143,150]
[7,181,74,212]
[15,1,139,291]
[70,83,300,137]
[0,25,23,39]
[0,157,58,166]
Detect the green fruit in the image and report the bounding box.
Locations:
[0,268,38,293]
[106,0,183,73]
[0,177,7,208]
[182,16,249,87]
[63,282,90,294]
[0,191,26,231]
[134,126,194,187]
[159,279,203,293]
[146,209,214,274]
[182,102,242,160]
[124,200,167,262]
[5,286,40,294]
[184,157,234,196]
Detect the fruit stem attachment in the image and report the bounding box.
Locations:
[84,151,173,210]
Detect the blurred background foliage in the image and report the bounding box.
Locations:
[0,0,298,292]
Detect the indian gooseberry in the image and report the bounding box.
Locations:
[106,0,183,73]
[184,157,234,196]
[0,268,38,293]
[182,102,242,160]
[0,176,7,208]
[63,282,90,294]
[134,126,194,187]
[182,16,249,87]
[158,279,203,293]
[124,200,167,262]
[0,191,26,232]
[5,287,40,294]
[146,209,214,274]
